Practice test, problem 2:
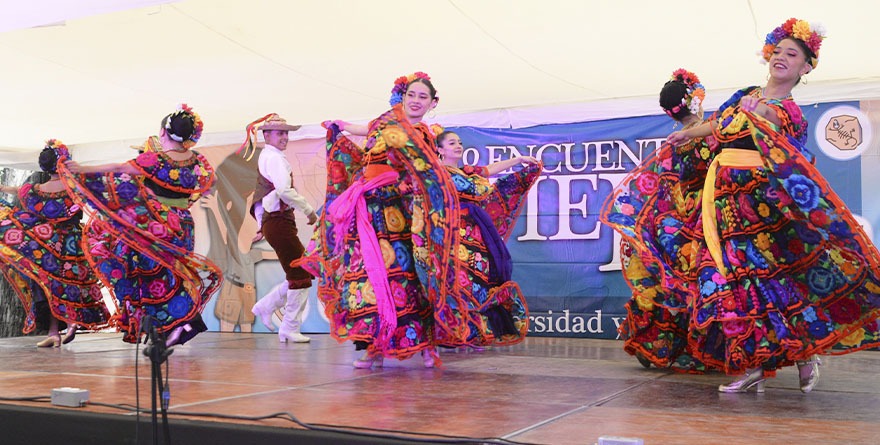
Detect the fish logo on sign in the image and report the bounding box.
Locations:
[824,115,862,150]
[815,106,873,161]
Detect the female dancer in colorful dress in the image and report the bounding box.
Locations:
[434,130,541,348]
[61,105,221,346]
[299,72,464,368]
[602,69,713,371]
[0,140,111,346]
[667,18,880,392]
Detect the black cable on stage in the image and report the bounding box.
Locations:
[0,396,50,402]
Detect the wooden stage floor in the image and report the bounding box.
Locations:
[0,332,878,444]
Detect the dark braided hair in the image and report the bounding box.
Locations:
[38,147,59,173]
[659,80,692,121]
[161,111,196,143]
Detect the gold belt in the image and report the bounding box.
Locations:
[702,149,764,275]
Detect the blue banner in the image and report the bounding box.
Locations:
[449,100,863,338]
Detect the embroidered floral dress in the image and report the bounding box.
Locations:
[602,120,715,371]
[445,163,540,347]
[60,140,222,343]
[0,185,110,334]
[299,105,465,360]
[689,87,880,375]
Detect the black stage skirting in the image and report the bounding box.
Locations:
[0,332,878,445]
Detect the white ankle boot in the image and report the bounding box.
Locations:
[279,288,310,343]
[252,283,286,331]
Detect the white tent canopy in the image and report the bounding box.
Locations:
[1,0,879,166]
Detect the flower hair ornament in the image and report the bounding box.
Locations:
[429,124,445,138]
[389,71,431,106]
[761,18,826,68]
[40,139,70,173]
[665,69,706,119]
[164,103,204,149]
[45,139,70,161]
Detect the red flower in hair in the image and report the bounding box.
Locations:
[806,34,823,54]
[782,18,797,33]
[390,71,432,106]
[672,68,700,87]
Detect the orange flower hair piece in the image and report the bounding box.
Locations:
[39,139,70,174]
[165,103,203,150]
[666,69,706,118]
[45,139,70,161]
[429,124,445,138]
[762,18,826,68]
[390,71,431,106]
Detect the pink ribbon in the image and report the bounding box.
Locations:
[327,170,399,350]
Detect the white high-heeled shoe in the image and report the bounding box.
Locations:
[421,349,435,368]
[719,367,765,393]
[352,351,383,369]
[36,335,61,348]
[797,355,821,393]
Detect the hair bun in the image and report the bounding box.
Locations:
[162,104,204,149]
[38,139,70,173]
[660,69,705,120]
[168,113,195,141]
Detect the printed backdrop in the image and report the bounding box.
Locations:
[90,100,880,338]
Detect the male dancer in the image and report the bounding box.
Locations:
[245,114,317,343]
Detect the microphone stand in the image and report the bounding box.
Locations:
[142,315,173,445]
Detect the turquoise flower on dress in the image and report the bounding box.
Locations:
[700,280,717,296]
[802,307,818,322]
[430,226,445,245]
[451,174,471,193]
[783,174,820,211]
[393,240,412,272]
[428,183,445,210]
[167,295,191,318]
[473,285,488,303]
[745,242,769,269]
[806,267,835,296]
[63,234,80,255]
[607,213,635,227]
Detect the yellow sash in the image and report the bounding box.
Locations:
[701,149,764,275]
